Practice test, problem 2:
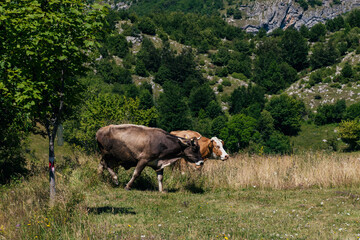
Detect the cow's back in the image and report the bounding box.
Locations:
[170,130,201,139]
[97,124,183,165]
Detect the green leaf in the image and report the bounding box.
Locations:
[84,40,94,47]
[58,55,66,61]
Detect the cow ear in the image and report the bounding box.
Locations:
[221,140,224,146]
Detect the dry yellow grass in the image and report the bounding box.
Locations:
[2,151,360,239]
[201,152,360,190]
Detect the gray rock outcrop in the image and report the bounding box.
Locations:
[233,0,360,33]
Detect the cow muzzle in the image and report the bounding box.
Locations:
[195,160,204,166]
[221,155,229,161]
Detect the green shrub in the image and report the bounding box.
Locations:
[265,94,305,136]
[323,76,332,83]
[216,67,228,77]
[338,120,360,150]
[309,23,326,42]
[64,94,158,152]
[138,17,156,35]
[135,59,148,77]
[222,79,231,86]
[330,82,341,88]
[105,34,129,58]
[264,131,292,154]
[296,0,308,10]
[97,60,132,84]
[211,115,228,136]
[209,79,217,85]
[310,71,322,84]
[344,102,360,120]
[231,72,247,80]
[314,99,346,125]
[219,114,257,152]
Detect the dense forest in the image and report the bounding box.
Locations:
[1,0,360,183]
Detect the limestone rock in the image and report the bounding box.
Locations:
[238,0,360,33]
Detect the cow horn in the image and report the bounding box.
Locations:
[197,136,201,140]
[178,137,190,147]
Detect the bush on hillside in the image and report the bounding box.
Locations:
[138,17,156,35]
[264,131,292,155]
[97,60,132,84]
[105,34,129,58]
[310,41,339,69]
[211,115,228,137]
[314,99,346,125]
[265,94,305,136]
[338,120,360,151]
[219,114,257,152]
[344,102,360,120]
[309,23,326,42]
[230,84,266,116]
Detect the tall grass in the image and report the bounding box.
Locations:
[2,151,360,239]
[200,152,360,190]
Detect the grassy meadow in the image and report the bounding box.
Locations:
[2,134,360,239]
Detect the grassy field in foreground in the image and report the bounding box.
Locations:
[2,149,360,239]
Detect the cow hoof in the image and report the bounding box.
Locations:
[160,190,168,193]
[124,186,131,191]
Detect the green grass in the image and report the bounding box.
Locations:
[3,172,360,239]
[85,188,360,239]
[2,134,360,239]
[291,123,343,151]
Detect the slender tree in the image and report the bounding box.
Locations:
[1,0,105,205]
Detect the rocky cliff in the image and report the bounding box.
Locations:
[229,0,360,33]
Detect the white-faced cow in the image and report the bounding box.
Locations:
[170,130,229,172]
[96,124,204,192]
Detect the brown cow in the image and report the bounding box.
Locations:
[170,130,229,172]
[96,124,204,192]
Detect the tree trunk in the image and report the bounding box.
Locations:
[48,69,64,206]
[49,132,56,207]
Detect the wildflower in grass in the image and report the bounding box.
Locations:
[128,225,131,227]
[47,224,50,227]
[28,223,31,226]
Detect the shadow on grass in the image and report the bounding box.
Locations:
[87,206,136,215]
[185,182,205,194]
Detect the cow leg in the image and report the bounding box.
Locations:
[106,166,119,185]
[157,169,164,193]
[125,160,147,190]
[100,159,119,185]
[98,159,105,175]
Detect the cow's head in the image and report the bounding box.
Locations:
[178,137,204,166]
[210,137,229,161]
